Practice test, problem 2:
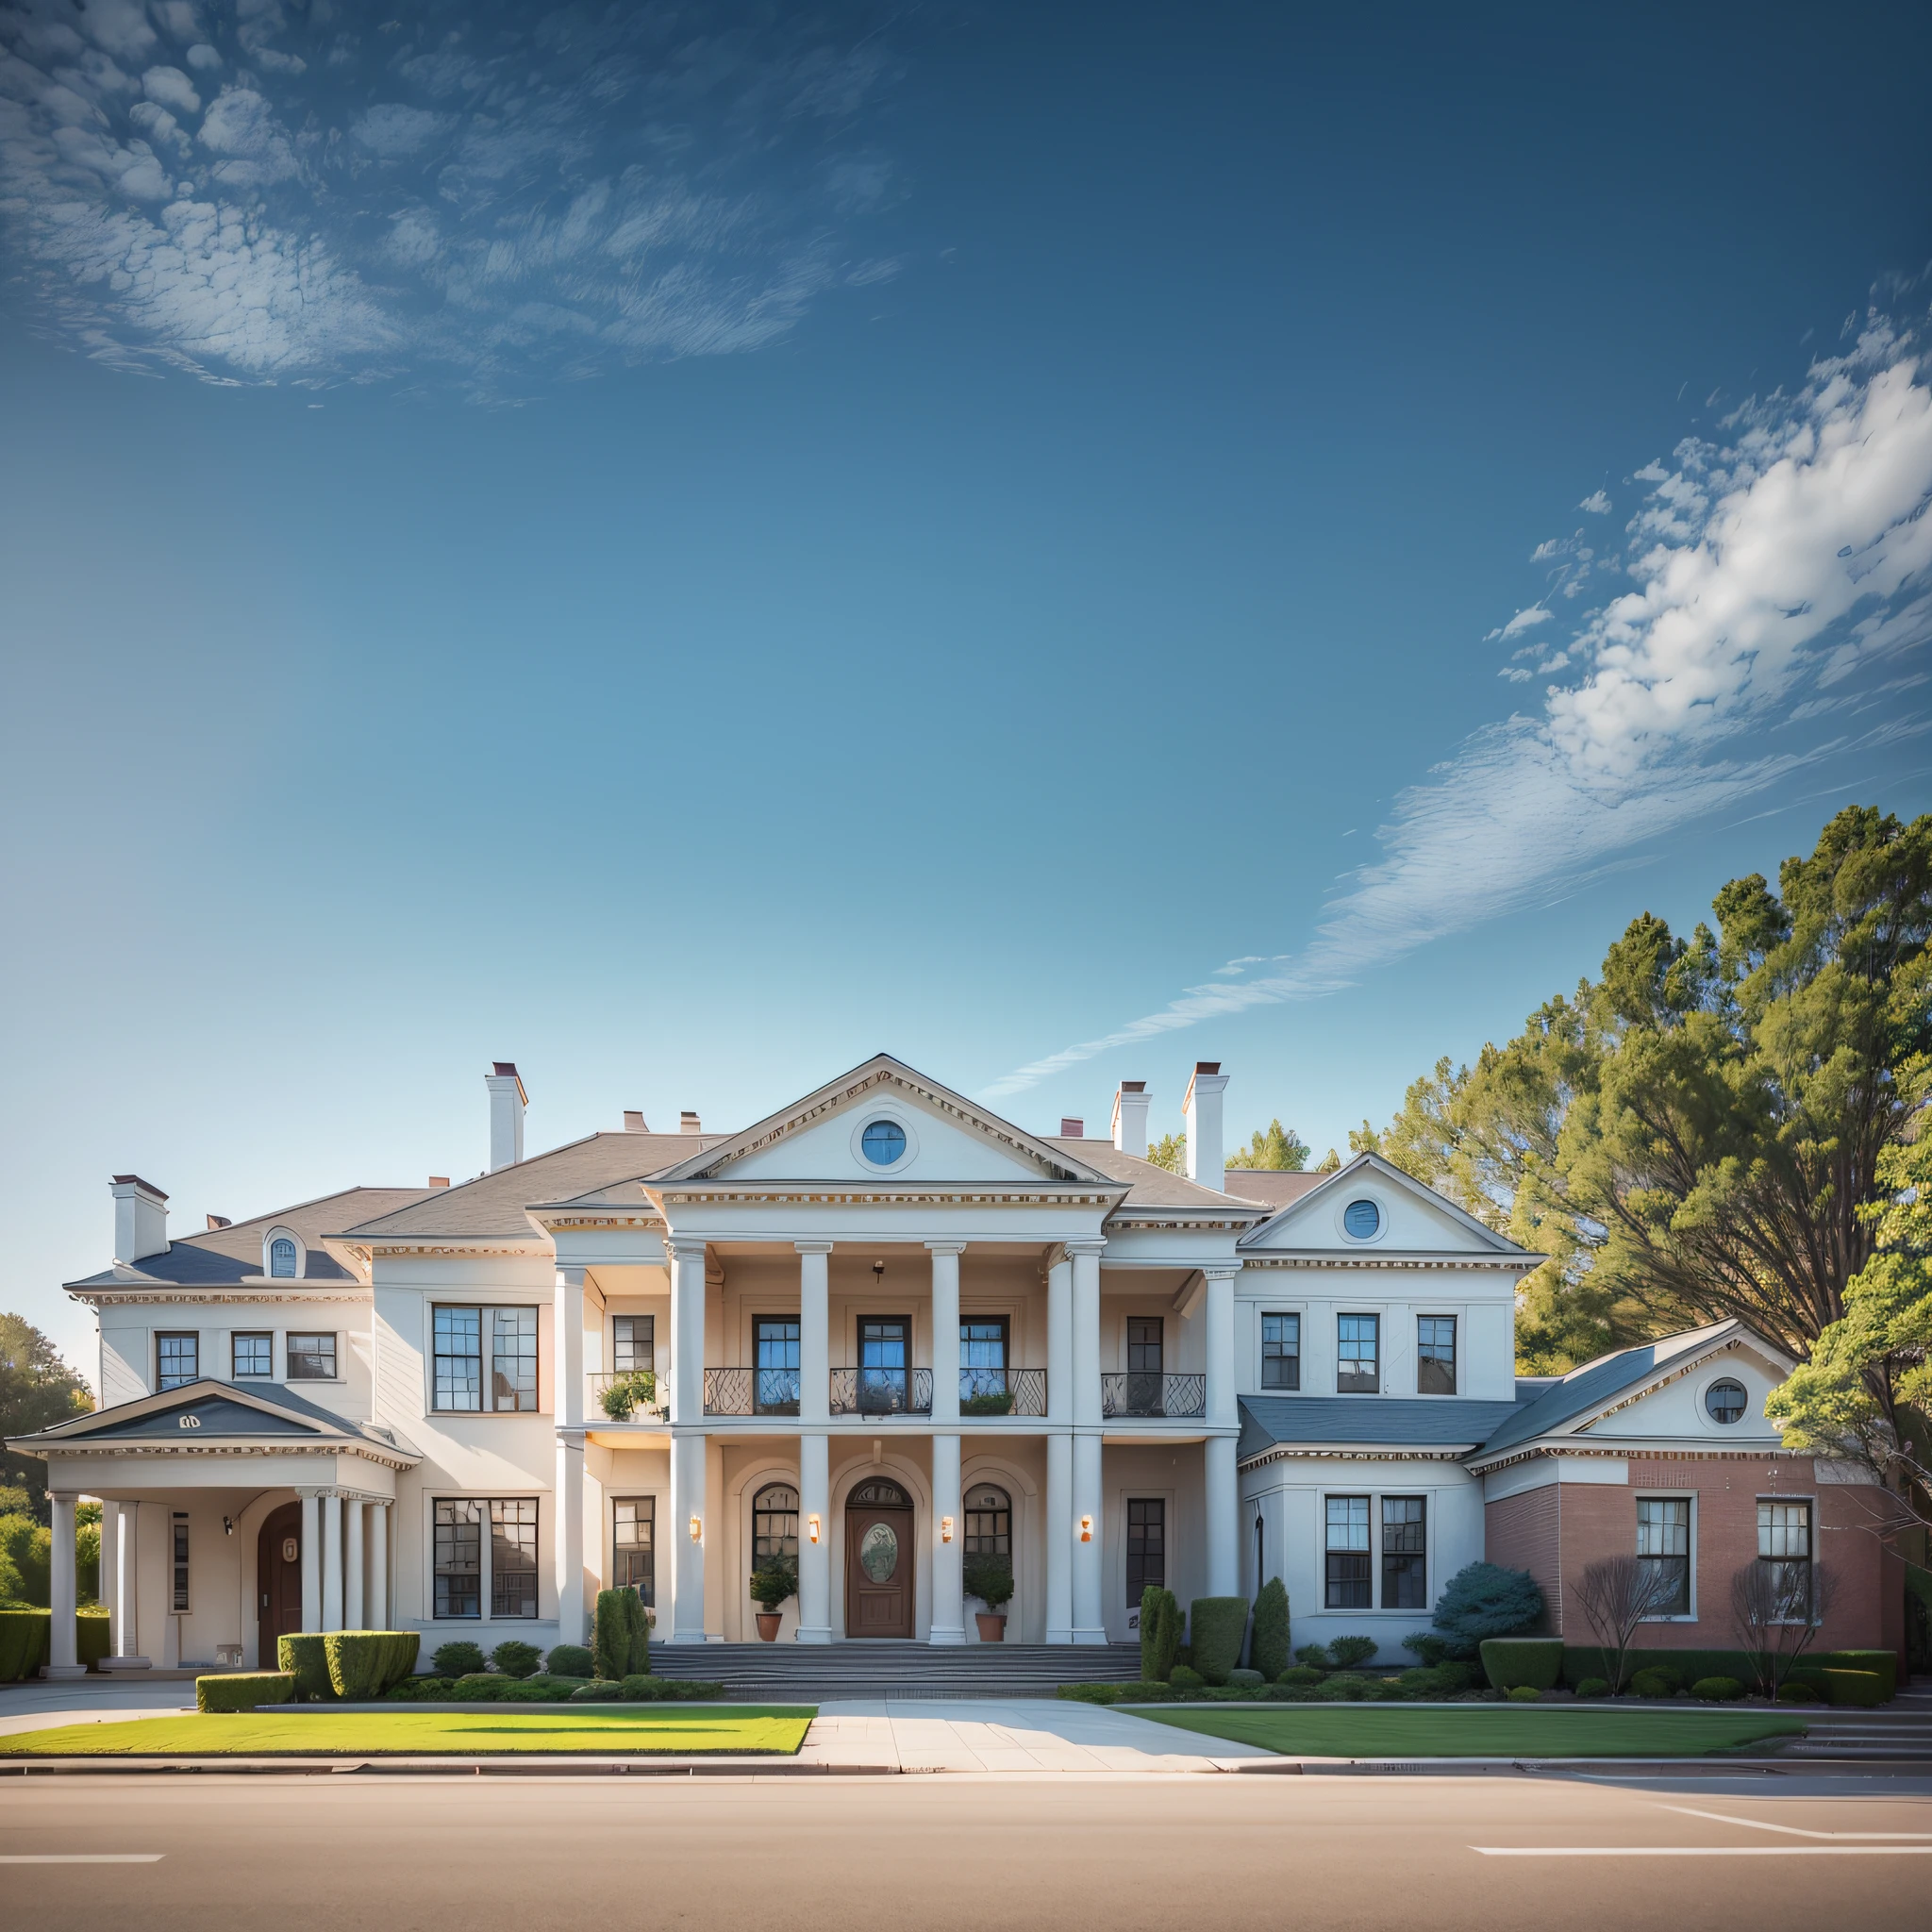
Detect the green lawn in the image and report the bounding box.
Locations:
[1,1706,815,1757]
[1132,1705,1807,1759]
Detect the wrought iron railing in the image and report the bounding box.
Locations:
[588,1371,664,1422]
[1101,1372,1207,1420]
[703,1367,803,1417]
[958,1367,1048,1417]
[829,1366,934,1416]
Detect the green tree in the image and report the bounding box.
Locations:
[1346,1121,1383,1156]
[1145,1131,1186,1174]
[1371,807,1932,1373]
[0,1315,93,1519]
[1226,1120,1310,1171]
[1313,1148,1341,1173]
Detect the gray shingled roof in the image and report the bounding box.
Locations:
[1238,1394,1531,1461]
[1221,1170,1325,1211]
[8,1378,419,1460]
[1046,1140,1268,1213]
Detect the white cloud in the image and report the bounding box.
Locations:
[982,310,1932,1101]
[1578,489,1612,514]
[1500,605,1553,638]
[351,103,452,158]
[141,65,199,115]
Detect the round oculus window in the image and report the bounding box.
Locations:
[860,1120,908,1166]
[1706,1377,1748,1424]
[1342,1198,1382,1240]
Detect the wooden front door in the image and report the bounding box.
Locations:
[844,1477,914,1638]
[258,1501,304,1659]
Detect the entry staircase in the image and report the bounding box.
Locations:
[646,1640,1145,1702]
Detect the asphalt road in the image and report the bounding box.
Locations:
[2,1771,1929,1930]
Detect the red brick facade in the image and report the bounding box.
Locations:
[1483,1454,1905,1666]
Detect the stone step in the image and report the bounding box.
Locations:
[643,1641,1143,1696]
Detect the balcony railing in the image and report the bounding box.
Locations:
[1101,1372,1207,1420]
[588,1371,665,1422]
[958,1367,1048,1418]
[703,1368,802,1418]
[830,1366,933,1417]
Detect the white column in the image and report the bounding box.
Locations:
[1045,1252,1074,1643]
[99,1501,120,1656]
[115,1502,146,1664]
[1069,1239,1107,1643]
[344,1499,365,1630]
[299,1491,323,1631]
[322,1493,344,1632]
[369,1502,390,1628]
[1205,1436,1240,1599]
[1205,1266,1239,1426]
[42,1491,84,1677]
[556,1264,588,1648]
[796,1241,832,1646]
[930,1431,965,1645]
[669,1239,706,1426]
[796,1432,831,1643]
[669,1432,708,1642]
[927,1241,962,1424]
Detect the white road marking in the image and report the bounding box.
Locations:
[1474,1846,1932,1857]
[0,1856,165,1864]
[1659,1805,1932,1841]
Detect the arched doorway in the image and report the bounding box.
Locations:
[257,1500,304,1660]
[844,1476,913,1638]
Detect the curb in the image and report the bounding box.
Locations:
[0,1756,896,1777]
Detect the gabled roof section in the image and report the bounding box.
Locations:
[648,1056,1119,1187]
[1239,1393,1533,1463]
[1047,1140,1270,1217]
[340,1132,727,1241]
[1467,1319,1790,1464]
[6,1379,420,1462]
[1237,1151,1531,1257]
[66,1186,436,1290]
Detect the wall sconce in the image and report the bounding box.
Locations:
[689,1514,702,1543]
[807,1514,822,1545]
[222,1515,233,1538]
[941,1515,955,1543]
[1078,1514,1093,1543]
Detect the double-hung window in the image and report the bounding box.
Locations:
[1381,1496,1426,1608]
[433,1306,540,1412]
[960,1318,1009,1402]
[1637,1498,1691,1616]
[157,1332,198,1391]
[1324,1495,1372,1607]
[490,1500,539,1618]
[612,1315,655,1375]
[1125,1498,1166,1606]
[171,1511,191,1613]
[613,1497,655,1604]
[1337,1315,1379,1393]
[1261,1314,1300,1391]
[1758,1500,1813,1622]
[755,1317,802,1414]
[287,1332,337,1380]
[434,1501,482,1618]
[232,1332,273,1379]
[1417,1317,1457,1394]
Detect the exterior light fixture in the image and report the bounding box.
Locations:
[222,1515,234,1537]
[941,1515,955,1543]
[1078,1514,1093,1543]
[872,1259,886,1284]
[689,1514,702,1543]
[807,1513,822,1545]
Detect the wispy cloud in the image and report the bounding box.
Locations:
[0,1,903,391]
[982,303,1932,1100]
[1578,489,1612,514]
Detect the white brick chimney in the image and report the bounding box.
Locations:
[486,1062,526,1173]
[110,1174,169,1264]
[679,1110,702,1135]
[1183,1062,1227,1194]
[1111,1081,1150,1157]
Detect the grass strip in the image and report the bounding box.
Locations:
[1129,1705,1807,1759]
[2,1706,815,1757]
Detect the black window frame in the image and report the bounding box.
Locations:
[489,1498,540,1619]
[1637,1495,1691,1617]
[170,1509,191,1613]
[1380,1495,1426,1609]
[612,1315,655,1375]
[754,1317,802,1414]
[434,1499,482,1620]
[432,1305,541,1413]
[286,1331,338,1381]
[156,1331,199,1391]
[1125,1496,1166,1607]
[960,1317,1010,1403]
[1125,1317,1164,1374]
[1417,1316,1457,1395]
[1337,1314,1379,1394]
[231,1331,274,1380]
[1324,1494,1372,1608]
[964,1483,1011,1557]
[752,1481,800,1564]
[612,1496,655,1605]
[1260,1313,1301,1391]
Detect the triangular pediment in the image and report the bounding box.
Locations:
[648,1055,1119,1189]
[1239,1152,1530,1257]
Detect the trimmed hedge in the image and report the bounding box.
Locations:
[1140,1586,1182,1683]
[1506,1684,1542,1702]
[1250,1578,1291,1681]
[1480,1639,1565,1692]
[489,1640,543,1679]
[546,1643,594,1679]
[1189,1597,1247,1686]
[1561,1644,1897,1701]
[197,1672,295,1713]
[1691,1676,1746,1701]
[1807,1649,1897,1701]
[325,1631,421,1700]
[278,1633,333,1702]
[0,1608,111,1682]
[1574,1677,1611,1698]
[593,1588,651,1682]
[1821,1669,1886,1707]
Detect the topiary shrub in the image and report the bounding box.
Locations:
[1170,1664,1205,1690]
[1402,1631,1457,1668]
[1189,1597,1248,1686]
[1250,1578,1291,1681]
[1479,1638,1565,1692]
[1820,1669,1886,1707]
[453,1673,508,1700]
[431,1641,487,1678]
[490,1640,543,1679]
[1574,1676,1610,1698]
[1506,1684,1543,1703]
[570,1680,625,1702]
[1278,1664,1324,1686]
[1629,1666,1680,1700]
[325,1631,421,1700]
[1139,1586,1182,1682]
[546,1643,594,1679]
[594,1589,651,1682]
[1429,1562,1544,1656]
[1227,1668,1264,1688]
[277,1633,333,1703]
[197,1671,295,1712]
[1691,1676,1746,1702]
[1776,1680,1824,1704]
[1327,1636,1379,1671]
[1293,1642,1333,1670]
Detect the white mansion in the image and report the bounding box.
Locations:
[16,1053,1818,1676]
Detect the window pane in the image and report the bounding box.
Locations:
[157,1333,198,1390]
[1125,1497,1165,1605]
[269,1238,297,1279]
[612,1316,655,1374]
[1337,1315,1378,1393]
[960,1320,1008,1369]
[1381,1495,1426,1609]
[1637,1498,1691,1615]
[1417,1317,1457,1395]
[1126,1319,1163,1374]
[964,1484,1011,1556]
[434,1307,481,1411]
[1261,1313,1301,1391]
[753,1483,800,1563]
[232,1333,272,1378]
[490,1499,539,1618]
[287,1333,336,1380]
[171,1513,190,1613]
[491,1307,538,1412]
[613,1496,655,1605]
[1757,1500,1811,1559]
[434,1500,481,1618]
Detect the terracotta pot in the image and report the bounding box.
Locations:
[975,1612,1008,1642]
[755,1612,783,1641]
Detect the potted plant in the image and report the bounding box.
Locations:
[749,1554,797,1641]
[599,1371,657,1422]
[963,1552,1013,1641]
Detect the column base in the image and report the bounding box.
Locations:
[39,1664,89,1680]
[98,1656,152,1672]
[792,1624,834,1644]
[1046,1626,1074,1645]
[1071,1627,1109,1646]
[926,1625,967,1646]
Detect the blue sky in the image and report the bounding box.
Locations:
[4,1,1931,1370]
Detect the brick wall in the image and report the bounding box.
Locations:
[1483,1485,1562,1634]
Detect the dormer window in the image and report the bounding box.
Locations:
[269,1237,298,1278]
